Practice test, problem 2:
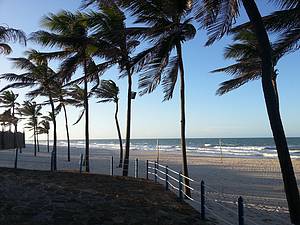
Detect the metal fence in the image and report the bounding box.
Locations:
[145,160,289,225]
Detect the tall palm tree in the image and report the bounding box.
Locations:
[116,0,196,195]
[20,101,42,156]
[0,25,26,55]
[38,119,50,153]
[31,11,109,172]
[196,0,300,222]
[93,80,123,167]
[85,3,154,176]
[0,50,59,170]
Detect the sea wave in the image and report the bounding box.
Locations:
[25,139,300,159]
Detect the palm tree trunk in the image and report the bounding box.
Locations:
[115,100,123,168]
[242,1,300,223]
[176,42,191,197]
[123,67,132,176]
[47,132,49,153]
[49,95,57,171]
[62,104,71,162]
[33,126,37,157]
[84,59,90,172]
[36,129,40,152]
[13,105,17,149]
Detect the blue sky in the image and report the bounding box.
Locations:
[0,0,299,139]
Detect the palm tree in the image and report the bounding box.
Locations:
[54,86,72,161]
[197,0,300,222]
[93,80,123,167]
[38,120,50,152]
[19,101,42,156]
[31,11,109,172]
[115,0,195,194]
[85,3,155,176]
[0,91,20,130]
[0,90,20,149]
[0,50,59,169]
[0,25,26,55]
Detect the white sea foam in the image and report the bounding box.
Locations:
[25,139,300,159]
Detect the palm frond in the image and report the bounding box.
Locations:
[216,72,261,95]
[273,27,300,58]
[73,109,85,125]
[269,0,300,9]
[195,0,240,45]
[162,56,179,101]
[0,26,26,45]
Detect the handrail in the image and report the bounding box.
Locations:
[146,160,273,225]
[180,173,194,182]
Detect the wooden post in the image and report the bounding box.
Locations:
[79,153,83,174]
[238,196,244,225]
[201,180,205,220]
[154,161,158,183]
[165,165,169,191]
[146,160,149,180]
[111,156,114,176]
[135,158,138,178]
[178,171,183,202]
[14,149,18,169]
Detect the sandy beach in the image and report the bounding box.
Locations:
[0,144,299,225]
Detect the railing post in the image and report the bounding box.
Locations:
[135,158,139,178]
[238,196,244,225]
[178,171,183,202]
[165,165,169,191]
[14,148,18,169]
[146,160,149,180]
[111,156,114,176]
[201,180,205,220]
[154,161,158,183]
[79,153,83,173]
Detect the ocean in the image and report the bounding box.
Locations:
[30,137,300,159]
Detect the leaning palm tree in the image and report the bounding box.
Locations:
[31,11,109,172]
[38,120,50,152]
[53,86,72,161]
[196,0,300,222]
[118,0,196,195]
[85,3,154,176]
[0,50,59,170]
[93,80,123,167]
[19,101,42,156]
[0,25,26,55]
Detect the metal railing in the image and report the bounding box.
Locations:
[146,160,264,225]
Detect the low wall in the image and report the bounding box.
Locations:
[0,132,25,149]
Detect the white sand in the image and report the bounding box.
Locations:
[0,144,299,225]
